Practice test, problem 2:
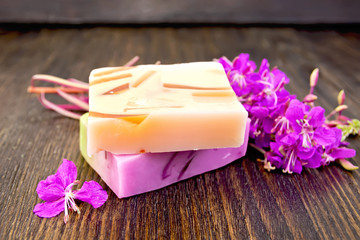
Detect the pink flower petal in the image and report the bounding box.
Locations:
[331,148,356,159]
[75,181,108,208]
[33,198,65,218]
[56,159,78,188]
[308,106,326,127]
[314,127,336,146]
[36,174,64,202]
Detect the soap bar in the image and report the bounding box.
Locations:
[87,62,248,155]
[80,113,250,198]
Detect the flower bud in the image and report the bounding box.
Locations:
[310,68,319,88]
[335,105,348,112]
[338,158,359,171]
[303,94,318,103]
[337,89,345,105]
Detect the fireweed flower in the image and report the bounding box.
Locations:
[33,159,108,223]
[218,54,294,148]
[270,134,306,174]
[285,99,337,148]
[217,53,257,97]
[318,127,356,166]
[217,54,358,173]
[269,100,335,173]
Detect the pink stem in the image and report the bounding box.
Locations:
[31,74,89,90]
[68,78,89,86]
[124,56,140,66]
[38,93,81,120]
[57,104,85,110]
[56,89,89,111]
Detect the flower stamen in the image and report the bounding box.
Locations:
[296,119,313,148]
[283,149,296,174]
[272,116,290,135]
[64,180,81,224]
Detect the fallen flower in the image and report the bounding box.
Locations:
[33,159,108,224]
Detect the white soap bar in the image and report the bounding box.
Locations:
[87,62,248,155]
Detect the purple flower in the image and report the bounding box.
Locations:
[270,134,307,173]
[218,54,257,97]
[271,115,290,136]
[285,99,336,148]
[318,128,356,166]
[217,53,357,174]
[33,159,108,224]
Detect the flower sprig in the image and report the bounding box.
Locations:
[217,53,358,173]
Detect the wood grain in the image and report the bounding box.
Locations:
[0,26,359,240]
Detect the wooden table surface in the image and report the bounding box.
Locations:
[0,25,359,240]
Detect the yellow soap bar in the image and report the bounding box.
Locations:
[87,62,248,155]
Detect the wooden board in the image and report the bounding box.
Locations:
[0,26,359,239]
[0,0,360,24]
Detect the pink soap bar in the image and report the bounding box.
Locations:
[80,113,250,198]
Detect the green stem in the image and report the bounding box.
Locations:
[249,143,267,157]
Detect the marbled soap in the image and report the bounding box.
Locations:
[80,113,250,198]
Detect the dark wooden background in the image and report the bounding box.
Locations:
[0,25,359,239]
[1,0,360,24]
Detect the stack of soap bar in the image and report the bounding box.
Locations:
[80,113,250,198]
[87,62,248,155]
